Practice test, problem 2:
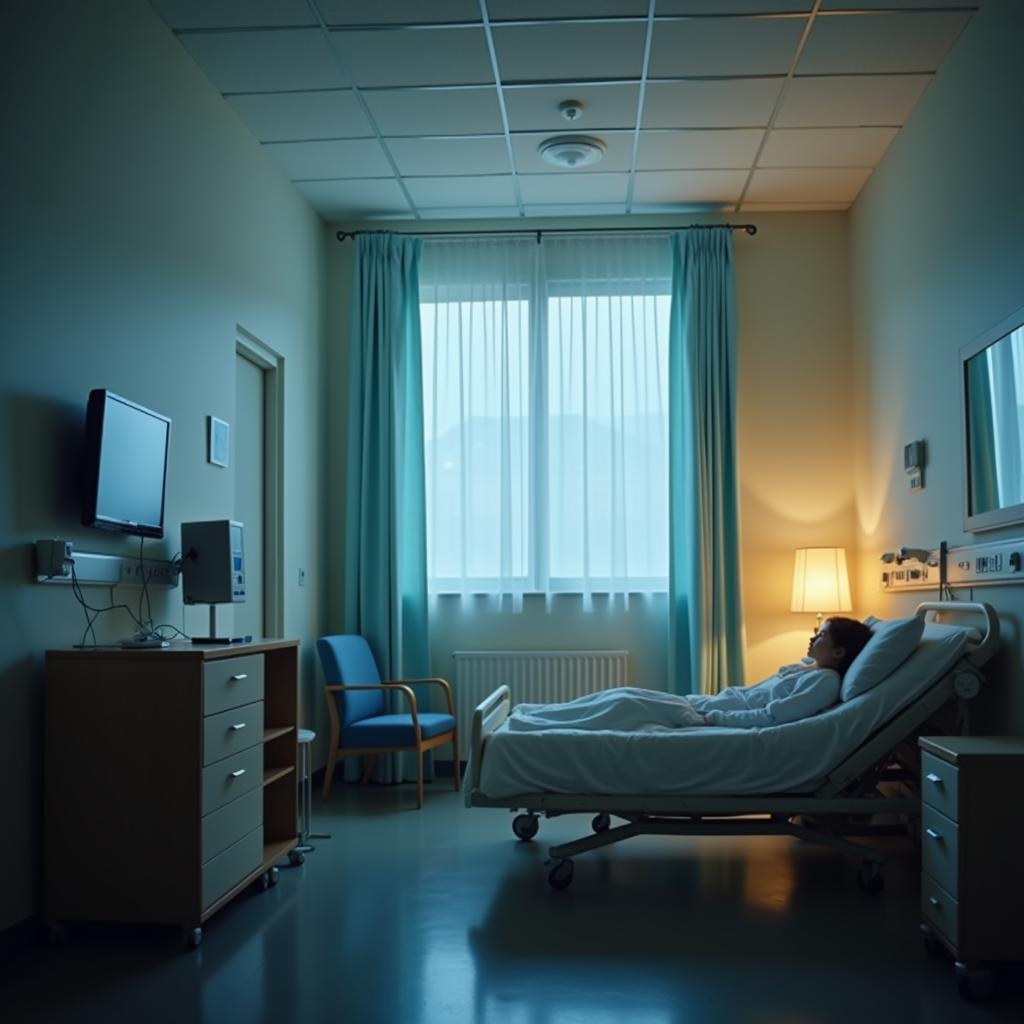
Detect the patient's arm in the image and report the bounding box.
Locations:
[702,669,839,729]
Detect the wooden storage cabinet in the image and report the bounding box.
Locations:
[918,736,1024,998]
[45,640,299,945]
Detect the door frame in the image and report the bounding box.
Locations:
[235,325,285,640]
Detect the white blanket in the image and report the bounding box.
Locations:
[508,687,705,732]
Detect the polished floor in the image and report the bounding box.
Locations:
[3,780,1023,1024]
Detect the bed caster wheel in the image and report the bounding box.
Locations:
[288,849,305,867]
[591,813,610,833]
[267,867,280,887]
[548,859,574,891]
[256,871,271,892]
[858,861,884,894]
[187,927,203,949]
[955,963,994,1001]
[512,814,539,841]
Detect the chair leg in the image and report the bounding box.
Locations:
[417,749,424,810]
[452,733,461,791]
[360,753,377,784]
[322,748,338,801]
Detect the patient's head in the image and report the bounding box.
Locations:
[807,617,873,678]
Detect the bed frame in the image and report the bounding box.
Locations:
[466,602,999,891]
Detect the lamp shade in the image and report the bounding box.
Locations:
[791,548,852,614]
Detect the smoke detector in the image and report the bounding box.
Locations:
[538,135,606,169]
[558,99,584,122]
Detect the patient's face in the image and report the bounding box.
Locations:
[807,622,843,667]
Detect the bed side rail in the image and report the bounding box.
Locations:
[915,600,999,666]
[467,685,511,794]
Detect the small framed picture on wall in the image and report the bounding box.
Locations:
[208,416,230,468]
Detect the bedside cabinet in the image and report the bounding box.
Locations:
[918,735,1024,999]
[44,640,300,948]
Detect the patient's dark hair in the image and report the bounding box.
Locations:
[826,617,874,677]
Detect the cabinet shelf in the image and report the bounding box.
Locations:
[263,726,294,743]
[263,765,294,787]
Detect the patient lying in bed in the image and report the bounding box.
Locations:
[508,617,873,732]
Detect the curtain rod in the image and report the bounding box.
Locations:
[335,223,757,242]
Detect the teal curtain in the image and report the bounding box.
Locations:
[668,228,745,695]
[345,232,431,782]
[966,349,999,515]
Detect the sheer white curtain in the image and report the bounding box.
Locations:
[419,233,672,602]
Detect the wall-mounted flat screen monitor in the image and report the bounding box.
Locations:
[962,303,1024,531]
[82,389,171,539]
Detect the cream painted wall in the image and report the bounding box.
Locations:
[850,0,1024,732]
[326,212,853,691]
[0,1,327,931]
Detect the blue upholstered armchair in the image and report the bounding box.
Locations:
[317,635,460,809]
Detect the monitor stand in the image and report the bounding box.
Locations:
[191,605,252,645]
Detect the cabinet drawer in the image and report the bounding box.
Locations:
[921,806,960,898]
[202,788,262,865]
[203,655,264,715]
[202,826,262,910]
[202,746,262,815]
[203,701,264,765]
[922,874,959,948]
[921,752,959,820]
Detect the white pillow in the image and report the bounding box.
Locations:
[840,616,925,701]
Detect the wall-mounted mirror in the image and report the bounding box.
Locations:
[962,302,1024,531]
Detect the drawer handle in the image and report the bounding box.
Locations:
[229,722,247,732]
[925,773,943,785]
[230,768,247,778]
[229,673,248,682]
[928,896,941,908]
[926,828,943,841]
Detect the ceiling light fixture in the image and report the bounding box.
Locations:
[538,135,606,169]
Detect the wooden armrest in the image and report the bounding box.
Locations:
[324,683,419,717]
[383,678,455,717]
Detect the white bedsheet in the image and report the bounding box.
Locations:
[474,625,969,800]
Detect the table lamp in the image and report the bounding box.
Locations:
[791,547,852,632]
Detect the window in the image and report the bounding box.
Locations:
[420,235,671,596]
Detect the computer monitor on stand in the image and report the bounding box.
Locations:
[181,520,252,645]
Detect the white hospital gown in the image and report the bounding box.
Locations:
[689,660,840,728]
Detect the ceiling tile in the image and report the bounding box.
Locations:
[746,167,872,203]
[799,12,971,75]
[387,137,510,176]
[649,18,806,78]
[226,90,373,142]
[492,23,647,83]
[633,170,747,205]
[149,0,316,29]
[819,0,976,8]
[637,129,763,170]
[330,27,493,87]
[263,139,392,179]
[658,1,812,11]
[295,178,411,218]
[740,201,850,211]
[364,88,502,136]
[318,0,482,24]
[776,75,930,127]
[519,173,629,204]
[489,1,649,18]
[419,207,522,219]
[524,204,628,217]
[504,83,640,132]
[405,176,518,207]
[177,29,346,93]
[513,132,634,174]
[760,127,898,167]
[643,79,783,128]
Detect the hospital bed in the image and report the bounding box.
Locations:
[466,602,999,891]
